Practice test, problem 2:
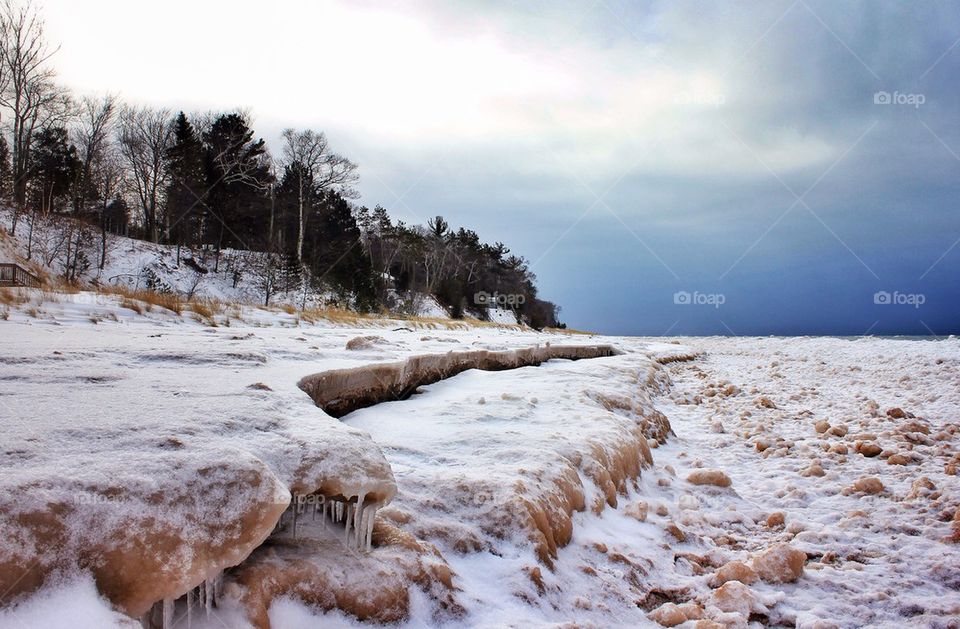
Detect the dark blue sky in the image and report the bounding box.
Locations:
[47,0,959,335]
[348,0,960,335]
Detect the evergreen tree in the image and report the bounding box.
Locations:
[164,112,205,254]
[303,190,377,310]
[28,126,80,214]
[202,113,272,253]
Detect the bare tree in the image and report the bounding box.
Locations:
[92,144,125,271]
[117,105,172,243]
[0,0,71,233]
[280,128,358,266]
[71,93,117,213]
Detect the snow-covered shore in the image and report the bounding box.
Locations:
[0,291,957,628]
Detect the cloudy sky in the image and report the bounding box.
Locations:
[42,0,959,335]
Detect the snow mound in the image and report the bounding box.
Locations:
[0,322,397,621]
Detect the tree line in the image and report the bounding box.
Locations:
[0,0,562,328]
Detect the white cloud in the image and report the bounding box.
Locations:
[43,0,841,183]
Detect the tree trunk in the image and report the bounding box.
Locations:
[26,208,35,259]
[100,207,107,272]
[296,177,305,265]
[214,223,224,272]
[268,184,275,253]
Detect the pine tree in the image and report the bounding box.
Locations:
[28,127,80,215]
[202,113,272,254]
[303,190,377,310]
[164,112,205,257]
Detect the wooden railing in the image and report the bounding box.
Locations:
[0,263,40,288]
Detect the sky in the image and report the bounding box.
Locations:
[40,0,960,335]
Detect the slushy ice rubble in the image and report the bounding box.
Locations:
[0,299,957,628]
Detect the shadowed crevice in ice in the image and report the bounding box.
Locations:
[297,343,620,418]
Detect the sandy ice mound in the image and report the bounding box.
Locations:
[1,300,654,627]
[334,348,686,625]
[0,319,398,624]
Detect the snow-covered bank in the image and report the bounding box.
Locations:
[0,209,519,324]
[0,300,957,628]
[0,288,630,627]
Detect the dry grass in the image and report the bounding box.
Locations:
[292,306,378,327]
[46,279,81,294]
[120,299,144,315]
[0,288,30,307]
[545,326,595,335]
[3,281,566,335]
[188,301,214,319]
[101,286,183,314]
[188,299,226,326]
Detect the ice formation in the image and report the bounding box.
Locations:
[297,343,618,417]
[2,292,957,628]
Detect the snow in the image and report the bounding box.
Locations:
[0,288,958,629]
[0,210,454,315]
[0,576,137,629]
[486,307,519,325]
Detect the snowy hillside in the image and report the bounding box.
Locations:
[0,209,466,320]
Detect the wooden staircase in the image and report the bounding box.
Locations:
[0,263,40,288]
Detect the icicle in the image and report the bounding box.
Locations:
[162,599,174,629]
[357,502,365,549]
[353,504,363,549]
[292,502,299,539]
[205,578,213,616]
[343,503,353,545]
[357,504,366,548]
[186,589,194,628]
[140,601,161,629]
[365,503,377,551]
[353,492,366,543]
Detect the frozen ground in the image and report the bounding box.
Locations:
[0,292,957,628]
